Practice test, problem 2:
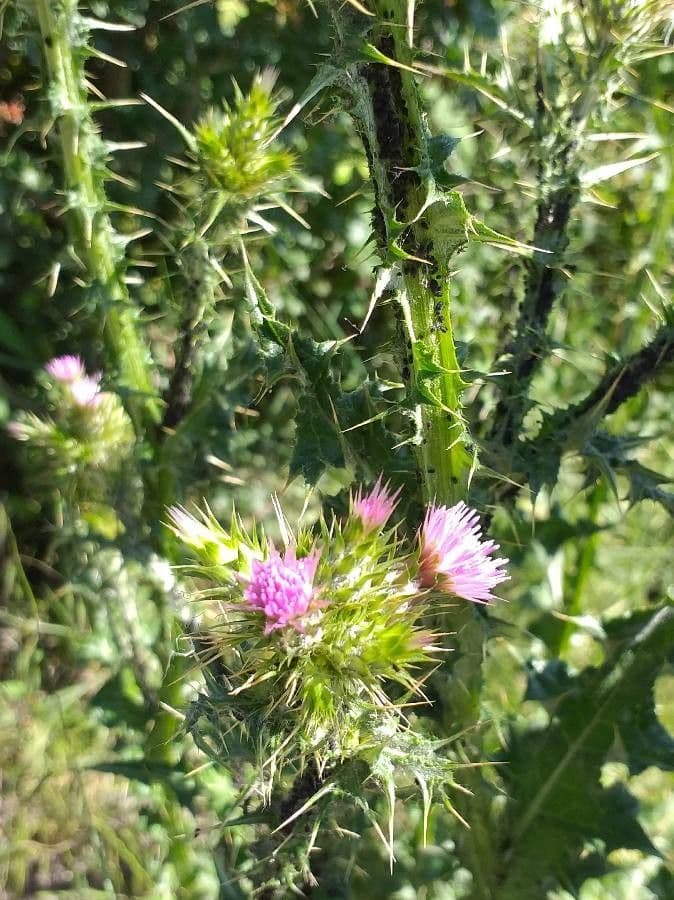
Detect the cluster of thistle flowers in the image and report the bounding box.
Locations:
[8,355,134,478]
[169,480,508,771]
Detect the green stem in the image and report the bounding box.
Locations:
[145,621,188,764]
[345,0,473,504]
[331,4,495,894]
[34,0,159,433]
[404,274,468,502]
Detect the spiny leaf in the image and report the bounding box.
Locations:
[619,460,674,515]
[470,217,543,258]
[289,393,345,483]
[361,42,426,76]
[427,133,461,181]
[335,381,413,485]
[417,62,532,126]
[413,341,463,382]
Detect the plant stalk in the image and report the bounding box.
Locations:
[34,0,159,433]
[332,0,471,505]
[330,4,497,894]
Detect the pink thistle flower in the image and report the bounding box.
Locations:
[45,355,85,383]
[418,502,508,603]
[353,476,401,533]
[69,375,102,408]
[244,546,320,634]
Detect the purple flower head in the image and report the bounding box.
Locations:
[418,502,509,604]
[244,545,320,634]
[353,476,401,533]
[45,355,85,383]
[69,374,103,408]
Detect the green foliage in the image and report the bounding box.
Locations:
[0,680,218,897]
[500,606,674,897]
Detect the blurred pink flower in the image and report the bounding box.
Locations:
[45,355,85,382]
[7,420,28,441]
[245,546,320,634]
[0,98,25,127]
[69,375,103,408]
[353,476,401,532]
[418,502,508,603]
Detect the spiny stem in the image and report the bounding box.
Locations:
[400,275,467,502]
[343,0,472,505]
[34,0,159,433]
[330,3,496,891]
[161,240,216,431]
[562,323,674,421]
[486,6,664,453]
[487,69,585,451]
[522,322,674,469]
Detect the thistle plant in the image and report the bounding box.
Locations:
[146,70,296,435]
[169,481,508,865]
[4,0,673,897]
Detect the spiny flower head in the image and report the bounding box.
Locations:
[45,355,85,383]
[170,484,438,747]
[418,502,509,603]
[244,546,320,634]
[167,504,256,568]
[44,355,103,409]
[175,484,508,857]
[352,476,401,533]
[9,353,133,488]
[192,69,295,201]
[168,506,219,549]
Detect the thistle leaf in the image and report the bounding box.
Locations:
[290,393,345,483]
